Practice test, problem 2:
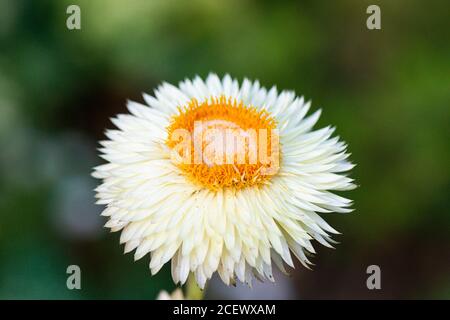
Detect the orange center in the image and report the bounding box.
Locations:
[166,96,280,190]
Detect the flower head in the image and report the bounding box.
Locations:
[93,73,355,289]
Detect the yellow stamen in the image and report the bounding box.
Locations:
[166,96,279,190]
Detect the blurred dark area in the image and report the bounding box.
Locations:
[0,0,449,299]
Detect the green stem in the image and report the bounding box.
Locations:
[185,273,205,300]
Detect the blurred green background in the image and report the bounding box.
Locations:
[0,0,449,299]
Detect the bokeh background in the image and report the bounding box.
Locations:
[0,0,449,299]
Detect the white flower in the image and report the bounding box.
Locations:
[157,288,184,300]
[93,73,355,289]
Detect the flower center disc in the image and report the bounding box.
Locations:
[166,96,280,190]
